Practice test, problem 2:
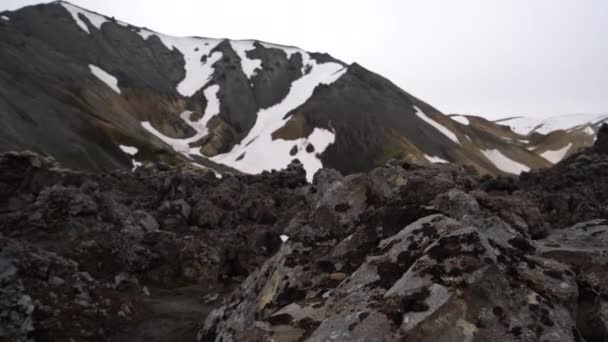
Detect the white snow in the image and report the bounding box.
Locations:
[60,2,108,34]
[540,143,572,164]
[130,160,142,171]
[118,145,138,155]
[536,113,608,134]
[118,145,141,171]
[415,106,460,145]
[135,29,222,97]
[424,154,449,163]
[497,113,608,136]
[481,149,530,175]
[584,126,596,136]
[495,117,541,135]
[130,30,345,181]
[143,112,208,156]
[1,16,9,21]
[230,40,263,79]
[201,84,221,123]
[89,65,121,94]
[451,115,470,126]
[141,85,220,157]
[211,61,346,182]
[280,235,289,242]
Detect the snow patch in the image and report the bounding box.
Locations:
[200,84,221,127]
[584,126,596,136]
[60,2,108,34]
[211,62,347,182]
[143,111,207,156]
[89,65,121,94]
[136,30,222,97]
[495,117,541,135]
[481,149,530,175]
[415,106,460,144]
[130,160,142,171]
[1,16,9,21]
[497,113,608,136]
[280,235,290,242]
[540,143,572,164]
[118,145,141,171]
[451,115,470,126]
[118,145,138,156]
[536,113,608,134]
[141,85,220,157]
[425,154,449,164]
[230,40,263,79]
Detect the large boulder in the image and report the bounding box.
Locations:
[200,214,585,341]
[594,123,608,154]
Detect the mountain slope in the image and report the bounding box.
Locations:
[0,1,601,180]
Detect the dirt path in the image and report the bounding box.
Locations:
[109,286,222,342]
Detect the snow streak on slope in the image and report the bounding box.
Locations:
[481,149,530,175]
[142,97,219,157]
[497,114,608,136]
[89,65,121,94]
[414,106,460,145]
[118,145,142,171]
[118,145,138,155]
[60,2,108,34]
[136,30,223,97]
[60,2,222,97]
[425,155,448,163]
[536,114,608,134]
[496,117,541,135]
[230,40,262,79]
[1,16,9,21]
[211,60,347,181]
[540,143,572,164]
[451,115,470,126]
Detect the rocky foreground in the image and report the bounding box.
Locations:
[1,125,608,342]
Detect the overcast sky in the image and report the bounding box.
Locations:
[3,0,607,119]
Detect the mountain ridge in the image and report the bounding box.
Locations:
[0,1,603,180]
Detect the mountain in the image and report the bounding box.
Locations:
[0,1,602,181]
[449,113,605,166]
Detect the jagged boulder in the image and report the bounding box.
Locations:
[594,123,608,154]
[200,214,585,341]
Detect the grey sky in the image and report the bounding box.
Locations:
[3,0,607,119]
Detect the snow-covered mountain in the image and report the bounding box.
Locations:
[0,1,602,179]
[496,113,608,136]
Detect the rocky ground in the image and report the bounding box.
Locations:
[1,125,608,342]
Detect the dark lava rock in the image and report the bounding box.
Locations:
[594,123,608,154]
[198,146,608,342]
[1,146,608,342]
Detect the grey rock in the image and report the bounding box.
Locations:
[132,210,160,232]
